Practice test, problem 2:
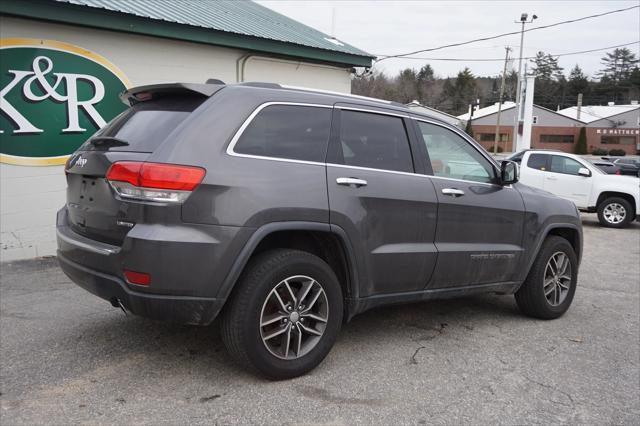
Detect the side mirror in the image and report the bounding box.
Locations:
[500,160,519,184]
[578,167,591,177]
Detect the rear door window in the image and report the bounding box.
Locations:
[337,109,414,173]
[85,96,204,152]
[527,154,549,171]
[234,104,332,162]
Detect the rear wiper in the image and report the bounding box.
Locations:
[89,136,129,147]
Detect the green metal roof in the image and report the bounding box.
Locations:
[0,0,373,67]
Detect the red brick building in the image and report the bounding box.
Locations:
[459,102,640,155]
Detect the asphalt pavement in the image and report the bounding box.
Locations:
[1,214,639,425]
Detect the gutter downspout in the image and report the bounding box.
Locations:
[236,54,255,83]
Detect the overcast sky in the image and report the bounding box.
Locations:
[258,0,640,79]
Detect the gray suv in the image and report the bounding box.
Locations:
[57,82,583,379]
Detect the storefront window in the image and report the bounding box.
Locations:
[540,135,574,143]
[601,136,636,145]
[478,133,509,142]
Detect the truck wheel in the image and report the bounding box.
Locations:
[220,249,343,380]
[597,197,632,228]
[515,236,578,320]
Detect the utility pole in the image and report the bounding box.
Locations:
[494,46,511,155]
[512,12,537,152]
[576,93,583,121]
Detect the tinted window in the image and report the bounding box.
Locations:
[550,155,583,175]
[507,151,524,163]
[417,122,494,183]
[338,110,413,173]
[527,154,548,170]
[616,159,638,165]
[86,96,204,152]
[234,105,332,162]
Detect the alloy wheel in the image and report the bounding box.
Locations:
[259,275,329,360]
[603,202,626,224]
[543,251,572,307]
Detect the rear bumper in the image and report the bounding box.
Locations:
[55,206,253,324]
[57,253,224,325]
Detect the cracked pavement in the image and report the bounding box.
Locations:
[1,214,639,424]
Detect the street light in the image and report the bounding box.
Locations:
[512,12,537,152]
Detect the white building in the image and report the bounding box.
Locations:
[0,0,373,261]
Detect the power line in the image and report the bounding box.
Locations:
[390,41,640,62]
[375,5,639,63]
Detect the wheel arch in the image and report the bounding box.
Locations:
[217,222,359,318]
[517,223,582,292]
[596,191,637,216]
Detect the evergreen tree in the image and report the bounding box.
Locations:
[598,48,639,103]
[531,52,564,81]
[567,65,589,97]
[530,51,565,109]
[574,127,587,155]
[437,78,456,112]
[451,67,477,115]
[464,118,474,138]
[416,64,435,104]
[599,48,638,83]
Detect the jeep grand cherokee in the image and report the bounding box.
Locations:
[58,82,583,379]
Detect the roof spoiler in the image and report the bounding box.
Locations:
[120,82,225,106]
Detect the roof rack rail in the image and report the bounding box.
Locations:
[237,82,282,89]
[280,85,406,108]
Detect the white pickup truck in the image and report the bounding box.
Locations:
[508,150,640,228]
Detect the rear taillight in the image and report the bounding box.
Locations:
[106,161,205,203]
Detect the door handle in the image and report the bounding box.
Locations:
[442,188,465,197]
[336,177,368,187]
[546,177,558,181]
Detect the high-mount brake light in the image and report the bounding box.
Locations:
[106,161,205,203]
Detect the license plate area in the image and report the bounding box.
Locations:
[66,174,130,244]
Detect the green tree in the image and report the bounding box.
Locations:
[567,65,589,98]
[451,67,478,115]
[574,127,587,155]
[530,51,565,109]
[531,51,564,81]
[416,64,435,104]
[464,117,474,138]
[598,48,639,103]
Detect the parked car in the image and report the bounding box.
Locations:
[515,150,640,228]
[612,158,640,176]
[58,82,583,379]
[589,159,621,175]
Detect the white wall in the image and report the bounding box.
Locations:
[242,56,351,93]
[0,17,353,261]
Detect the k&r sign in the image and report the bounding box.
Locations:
[0,39,130,165]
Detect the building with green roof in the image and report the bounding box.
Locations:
[0,0,373,260]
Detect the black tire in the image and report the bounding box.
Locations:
[515,236,578,320]
[220,249,343,380]
[597,197,633,228]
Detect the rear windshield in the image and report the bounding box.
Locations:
[81,96,204,152]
